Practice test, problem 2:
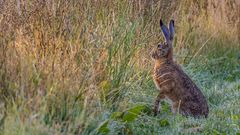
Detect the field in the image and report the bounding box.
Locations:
[0,0,240,134]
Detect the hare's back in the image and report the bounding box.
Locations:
[173,64,207,101]
[174,64,209,112]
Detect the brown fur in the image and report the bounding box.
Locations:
[151,21,209,118]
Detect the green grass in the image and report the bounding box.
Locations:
[0,0,240,134]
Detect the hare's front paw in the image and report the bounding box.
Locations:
[153,110,160,116]
[153,106,160,116]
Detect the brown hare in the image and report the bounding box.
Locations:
[151,19,209,118]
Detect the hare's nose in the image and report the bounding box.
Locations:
[158,44,162,48]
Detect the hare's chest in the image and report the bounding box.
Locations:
[153,78,161,90]
[153,72,175,90]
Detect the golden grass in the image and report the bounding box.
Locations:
[0,0,239,134]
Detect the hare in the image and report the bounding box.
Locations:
[151,19,209,118]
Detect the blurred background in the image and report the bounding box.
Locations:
[0,0,239,134]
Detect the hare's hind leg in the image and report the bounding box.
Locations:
[171,101,181,115]
[153,93,165,116]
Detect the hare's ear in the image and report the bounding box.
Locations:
[169,19,174,41]
[160,19,170,41]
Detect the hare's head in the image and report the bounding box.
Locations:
[151,19,175,61]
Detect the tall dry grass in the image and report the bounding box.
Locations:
[0,0,239,134]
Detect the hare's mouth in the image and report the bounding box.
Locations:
[151,50,158,60]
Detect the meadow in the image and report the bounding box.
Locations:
[0,0,239,134]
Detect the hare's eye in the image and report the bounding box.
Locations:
[158,44,162,48]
